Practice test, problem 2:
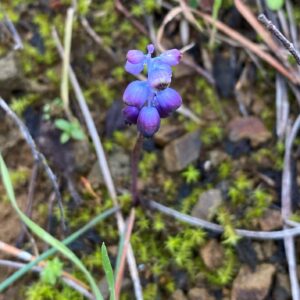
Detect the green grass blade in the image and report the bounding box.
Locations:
[0,205,118,291]
[0,154,103,300]
[101,243,116,300]
[114,230,126,279]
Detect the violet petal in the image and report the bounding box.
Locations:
[125,61,144,75]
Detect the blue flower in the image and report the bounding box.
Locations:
[155,88,182,118]
[137,106,160,137]
[123,80,149,108]
[123,44,182,137]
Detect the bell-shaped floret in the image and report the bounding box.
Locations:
[137,106,160,137]
[122,106,140,124]
[126,50,145,64]
[159,49,182,66]
[155,88,182,118]
[123,81,150,108]
[148,59,172,90]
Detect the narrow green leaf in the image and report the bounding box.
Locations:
[101,243,116,300]
[0,206,118,291]
[0,154,103,300]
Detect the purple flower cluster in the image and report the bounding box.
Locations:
[122,44,182,137]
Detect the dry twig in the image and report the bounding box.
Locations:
[149,200,300,240]
[281,116,300,300]
[258,14,300,66]
[0,98,66,231]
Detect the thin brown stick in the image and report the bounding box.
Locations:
[258,14,300,66]
[191,9,300,84]
[80,17,116,61]
[234,0,282,57]
[114,0,148,35]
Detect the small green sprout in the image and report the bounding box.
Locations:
[181,165,201,184]
[55,118,85,144]
[41,257,63,285]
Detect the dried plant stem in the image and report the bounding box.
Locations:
[281,116,300,300]
[131,133,143,205]
[61,7,75,120]
[52,28,143,300]
[149,200,300,240]
[0,259,94,299]
[115,208,136,299]
[4,14,23,50]
[0,98,66,231]
[80,17,116,61]
[258,14,300,66]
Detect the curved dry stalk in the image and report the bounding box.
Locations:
[281,116,300,300]
[156,6,215,85]
[149,200,300,240]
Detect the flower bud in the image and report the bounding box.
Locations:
[159,49,182,66]
[147,44,155,55]
[123,81,149,108]
[137,106,160,137]
[126,50,145,64]
[122,106,140,124]
[155,88,182,117]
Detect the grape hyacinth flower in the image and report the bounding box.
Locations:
[122,44,182,137]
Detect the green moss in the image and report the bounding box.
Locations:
[217,208,240,245]
[9,167,30,187]
[25,281,84,300]
[181,165,201,184]
[180,188,202,214]
[218,160,232,179]
[166,227,206,274]
[139,152,157,180]
[204,246,236,285]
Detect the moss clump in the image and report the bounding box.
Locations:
[25,281,84,300]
